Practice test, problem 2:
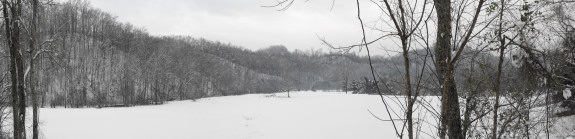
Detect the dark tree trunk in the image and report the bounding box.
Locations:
[492,0,505,138]
[401,37,415,139]
[443,69,463,139]
[434,0,464,138]
[2,0,26,138]
[30,0,40,138]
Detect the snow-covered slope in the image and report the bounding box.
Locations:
[40,91,428,139]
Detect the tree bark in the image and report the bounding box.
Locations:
[402,37,414,139]
[30,0,40,138]
[434,0,464,138]
[492,0,506,138]
[434,0,450,138]
[2,0,26,138]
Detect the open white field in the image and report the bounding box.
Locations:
[38,91,440,139]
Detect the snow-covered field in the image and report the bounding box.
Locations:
[39,91,439,139]
[29,90,575,139]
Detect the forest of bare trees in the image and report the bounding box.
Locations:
[271,0,575,138]
[0,0,386,108]
[0,0,408,138]
[355,0,575,138]
[0,0,574,138]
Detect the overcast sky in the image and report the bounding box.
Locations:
[87,0,392,54]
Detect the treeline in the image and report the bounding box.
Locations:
[0,0,393,109]
[0,0,534,110]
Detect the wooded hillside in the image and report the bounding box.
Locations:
[0,0,399,108]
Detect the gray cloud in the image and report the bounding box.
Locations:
[89,0,388,53]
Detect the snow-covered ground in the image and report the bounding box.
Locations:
[30,90,575,139]
[38,91,439,139]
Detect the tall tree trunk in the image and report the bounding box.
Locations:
[434,0,463,138]
[434,0,450,138]
[492,0,506,138]
[402,38,414,139]
[3,0,26,138]
[30,0,39,138]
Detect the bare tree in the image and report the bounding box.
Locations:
[28,0,39,138]
[2,0,27,138]
[490,0,508,138]
[363,0,432,138]
[433,0,486,138]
